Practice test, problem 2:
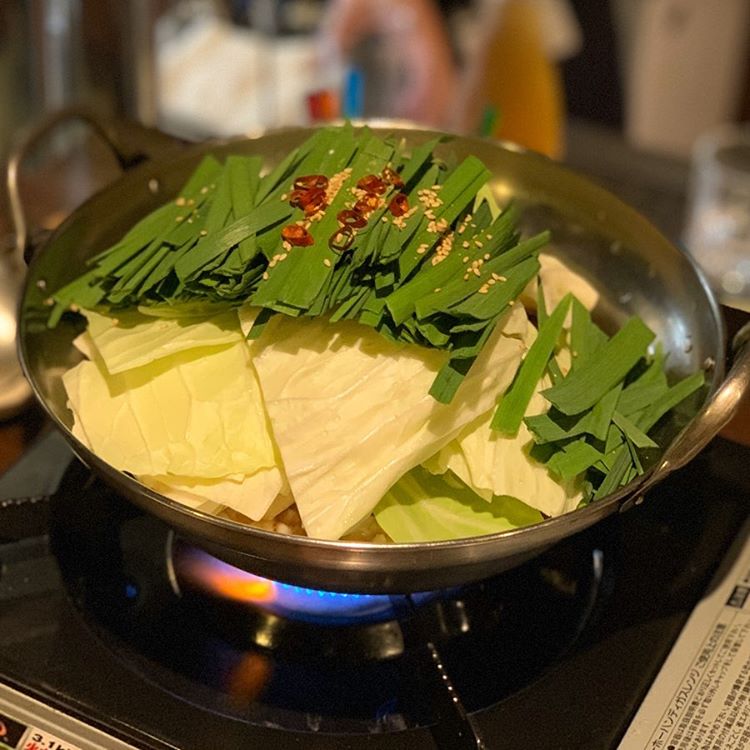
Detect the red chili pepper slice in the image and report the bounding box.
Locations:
[288,188,307,207]
[336,209,367,228]
[354,194,380,214]
[282,224,314,246]
[328,225,355,253]
[294,174,328,190]
[356,174,386,195]
[382,166,404,188]
[388,192,409,217]
[299,187,327,216]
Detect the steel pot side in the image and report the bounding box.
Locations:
[14,120,748,593]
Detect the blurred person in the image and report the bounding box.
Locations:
[317,0,463,128]
[318,0,580,158]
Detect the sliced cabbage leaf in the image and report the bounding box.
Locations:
[140,478,226,515]
[141,466,290,521]
[80,307,242,374]
[249,303,530,540]
[63,338,276,479]
[521,253,599,319]
[72,330,96,360]
[374,467,543,543]
[423,390,583,517]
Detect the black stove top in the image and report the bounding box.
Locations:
[0,431,748,749]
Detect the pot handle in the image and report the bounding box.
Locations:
[6,107,186,267]
[638,320,750,496]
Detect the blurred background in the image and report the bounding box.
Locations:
[2,0,749,230]
[1,0,749,153]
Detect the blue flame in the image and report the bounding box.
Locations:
[176,544,439,625]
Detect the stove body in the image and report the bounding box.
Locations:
[0,431,748,750]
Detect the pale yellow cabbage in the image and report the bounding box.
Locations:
[63,311,283,520]
[247,303,530,540]
[422,386,583,517]
[81,307,241,374]
[141,467,291,521]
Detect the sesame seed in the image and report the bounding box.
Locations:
[175,216,183,222]
[462,241,470,249]
[262,271,269,280]
[473,268,481,277]
[484,253,491,260]
[324,258,332,267]
[462,256,469,263]
[487,234,493,239]
[200,229,208,236]
[478,286,489,294]
[175,197,186,206]
[475,240,484,248]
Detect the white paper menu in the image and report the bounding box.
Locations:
[619,518,750,749]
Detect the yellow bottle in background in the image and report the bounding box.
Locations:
[478,0,565,159]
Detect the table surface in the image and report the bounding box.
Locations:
[0,118,748,478]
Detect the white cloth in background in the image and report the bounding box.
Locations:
[157,16,326,137]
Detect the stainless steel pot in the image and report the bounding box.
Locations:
[10,111,750,593]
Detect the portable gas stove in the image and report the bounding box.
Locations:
[0,430,748,750]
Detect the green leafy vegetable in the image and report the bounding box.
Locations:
[524,292,705,502]
[49,124,553,403]
[543,317,655,415]
[374,467,543,543]
[491,293,571,435]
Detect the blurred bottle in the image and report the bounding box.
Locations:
[469,0,576,159]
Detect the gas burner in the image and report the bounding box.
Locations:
[47,459,615,736]
[171,536,444,626]
[171,537,456,660]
